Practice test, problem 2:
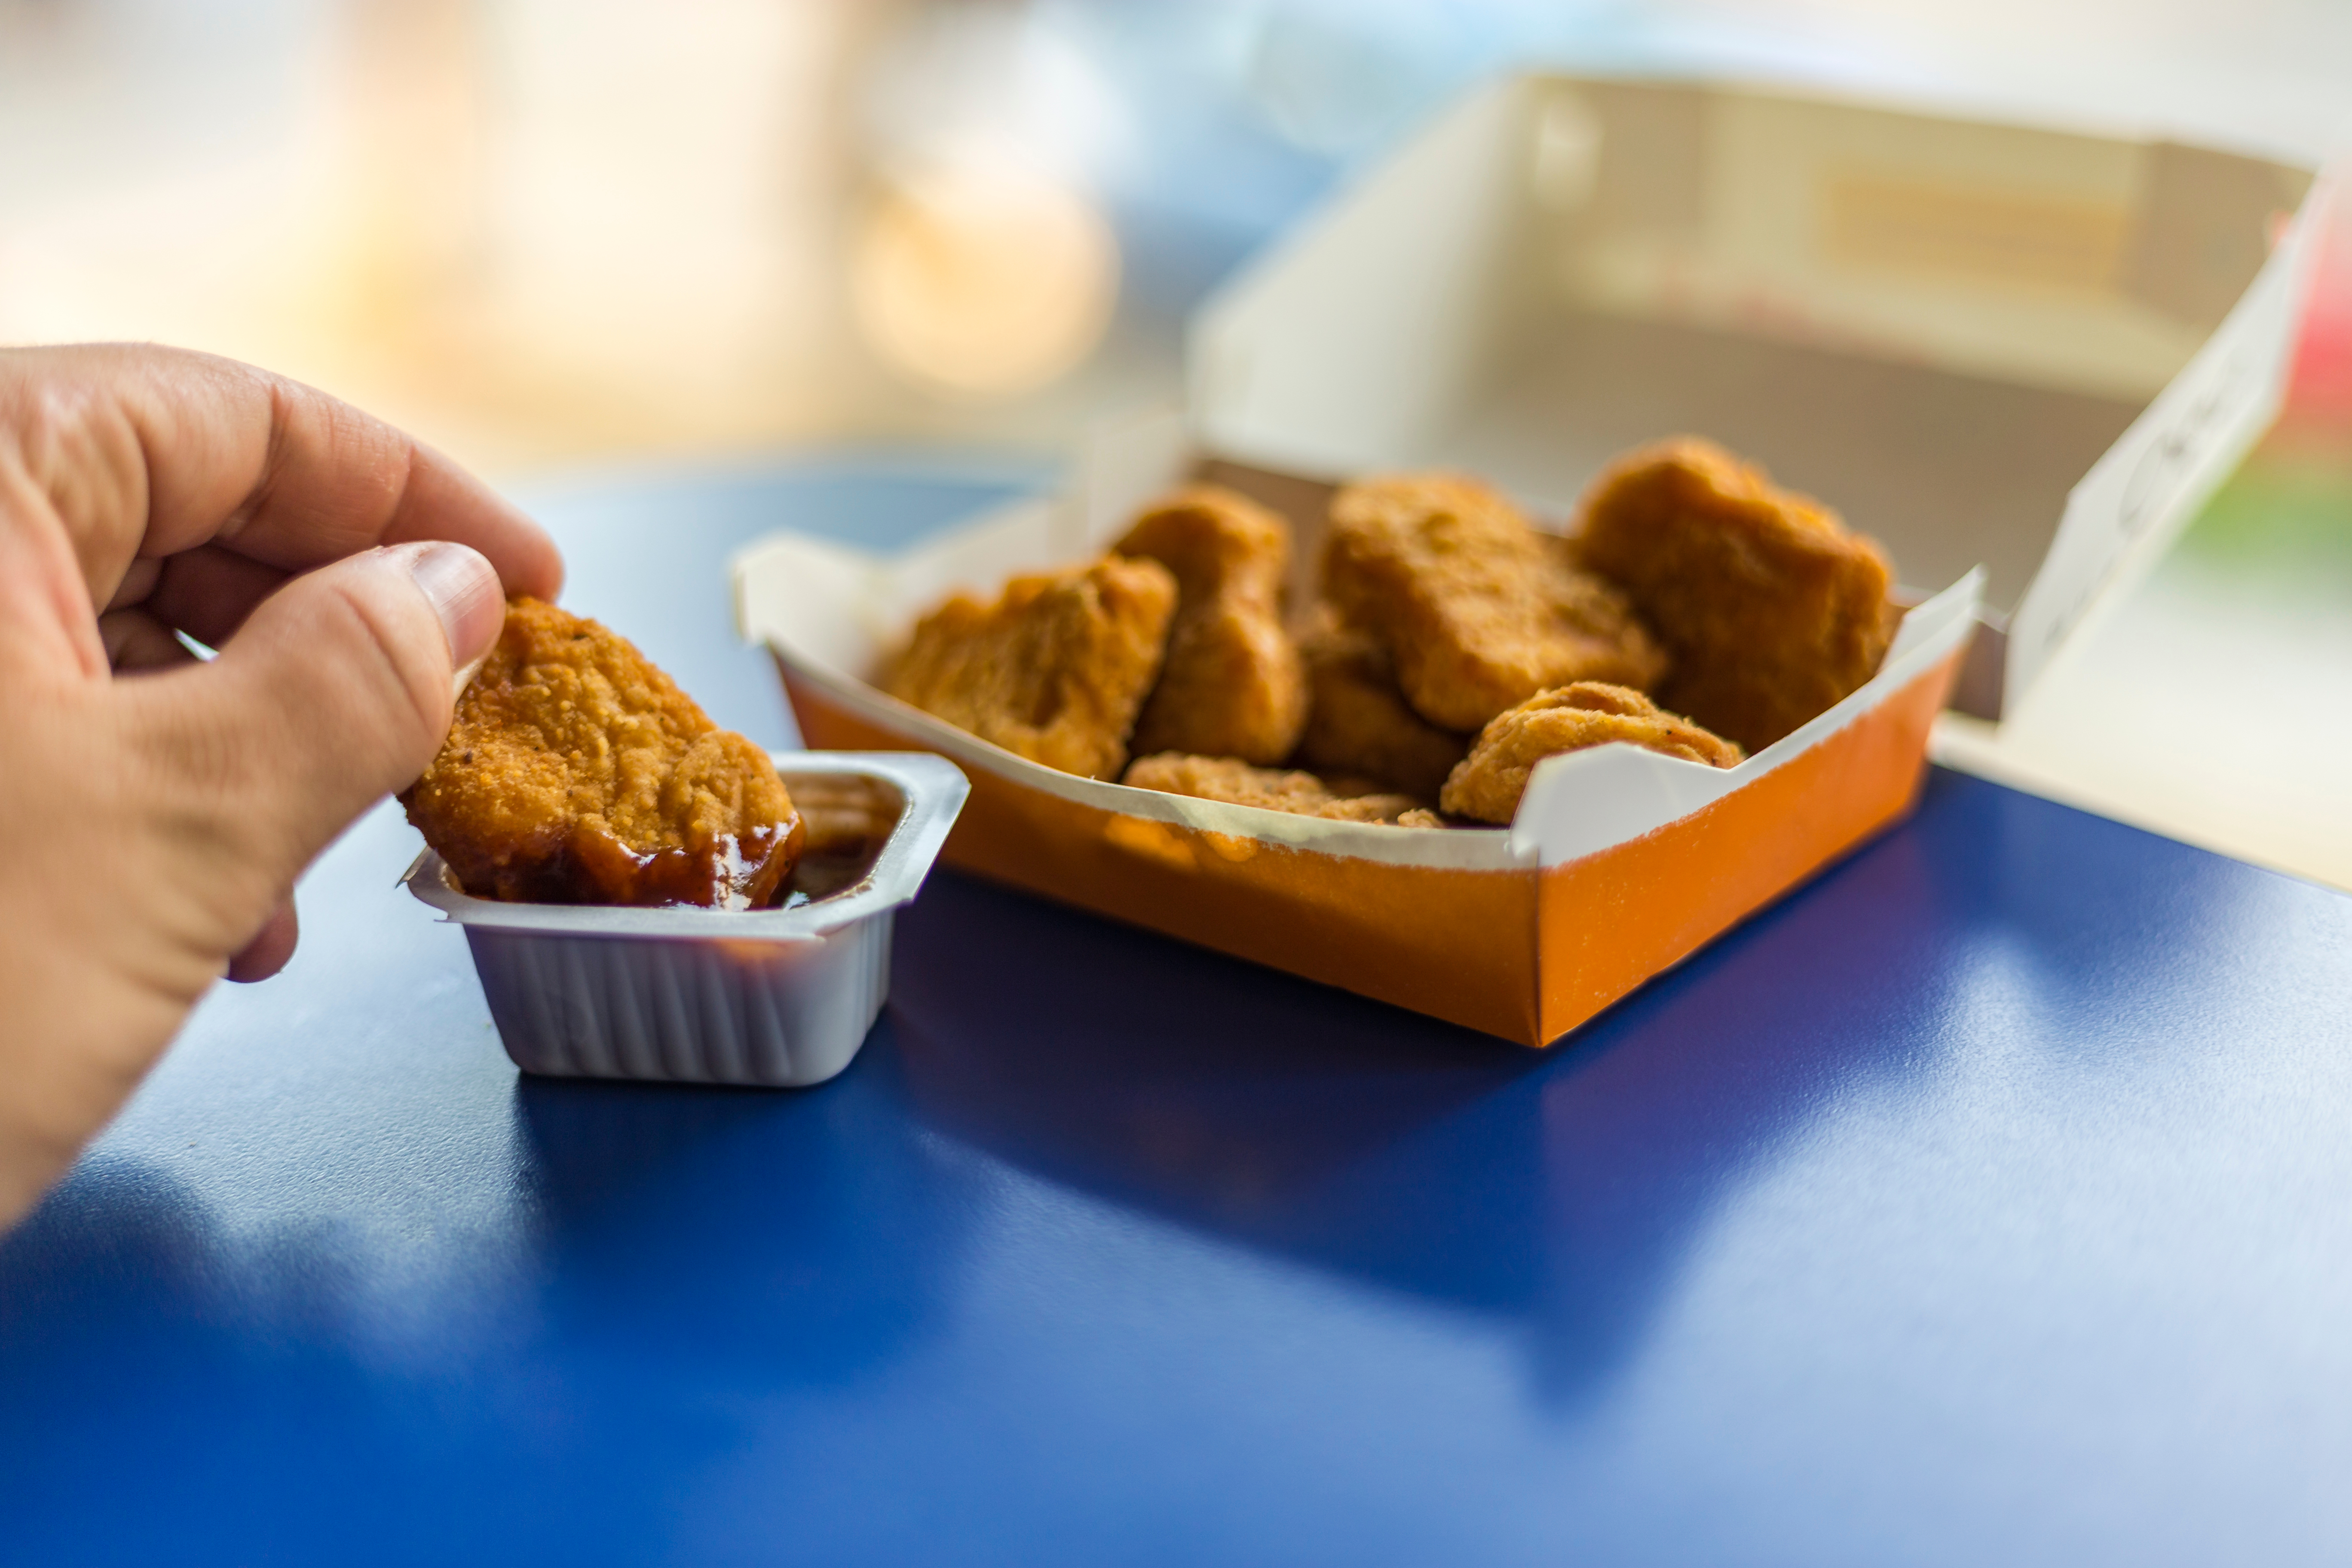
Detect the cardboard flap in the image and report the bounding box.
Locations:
[735,493,1078,673]
[1189,77,1538,478]
[1188,70,2319,717]
[731,528,878,676]
[2006,188,2327,703]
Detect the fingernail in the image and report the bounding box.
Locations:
[451,649,489,703]
[404,543,504,700]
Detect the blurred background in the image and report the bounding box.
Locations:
[3,0,2349,883]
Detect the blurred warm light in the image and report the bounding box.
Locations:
[473,0,842,390]
[849,155,1119,396]
[0,0,891,470]
[0,0,2342,468]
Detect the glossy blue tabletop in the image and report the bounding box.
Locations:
[6,459,2349,1568]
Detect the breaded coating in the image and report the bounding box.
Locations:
[1574,438,1895,753]
[1116,485,1306,765]
[1323,473,1668,732]
[885,554,1178,780]
[1293,605,1469,800]
[1123,753,1431,825]
[402,597,802,908]
[1439,682,1743,825]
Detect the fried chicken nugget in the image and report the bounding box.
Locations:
[1115,485,1306,764]
[1293,605,1469,800]
[1123,753,1431,824]
[1323,473,1668,732]
[1439,683,1744,825]
[885,555,1178,780]
[401,597,803,908]
[1573,438,1895,753]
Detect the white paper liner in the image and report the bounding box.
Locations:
[735,510,1983,873]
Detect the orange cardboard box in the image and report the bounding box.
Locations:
[733,74,2322,1046]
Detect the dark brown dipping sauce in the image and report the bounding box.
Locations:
[775,836,886,908]
[760,770,905,910]
[461,816,802,910]
[448,771,903,913]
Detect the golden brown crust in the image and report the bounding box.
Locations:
[1292,604,1469,799]
[884,554,1178,780]
[1116,485,1306,764]
[1122,753,1431,824]
[1439,682,1743,825]
[1572,437,1895,753]
[1322,472,1668,732]
[400,597,802,907]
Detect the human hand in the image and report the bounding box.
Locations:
[0,345,563,1225]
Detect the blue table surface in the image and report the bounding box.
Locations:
[5,458,2350,1568]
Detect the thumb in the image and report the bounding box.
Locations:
[127,542,504,904]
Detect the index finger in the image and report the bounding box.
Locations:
[3,344,564,606]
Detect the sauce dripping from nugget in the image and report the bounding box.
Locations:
[401,597,803,909]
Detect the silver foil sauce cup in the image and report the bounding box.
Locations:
[403,751,969,1087]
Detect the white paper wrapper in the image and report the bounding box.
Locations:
[404,751,968,1087]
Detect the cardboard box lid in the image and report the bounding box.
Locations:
[1186,73,2324,717]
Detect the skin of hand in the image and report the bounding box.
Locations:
[0,345,564,1228]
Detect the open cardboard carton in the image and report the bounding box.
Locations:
[735,73,2323,1047]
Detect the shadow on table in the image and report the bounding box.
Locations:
[0,1058,980,1560]
[507,1037,974,1390]
[889,779,1992,1405]
[0,1154,236,1382]
[0,1158,564,1561]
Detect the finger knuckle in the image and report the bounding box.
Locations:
[309,567,448,753]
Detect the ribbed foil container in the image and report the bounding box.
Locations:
[405,751,968,1087]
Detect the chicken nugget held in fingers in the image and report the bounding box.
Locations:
[1123,753,1433,825]
[401,597,803,908]
[1573,438,1895,753]
[1323,472,1668,732]
[1293,605,1469,801]
[1115,485,1307,765]
[885,554,1178,780]
[1439,682,1743,825]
